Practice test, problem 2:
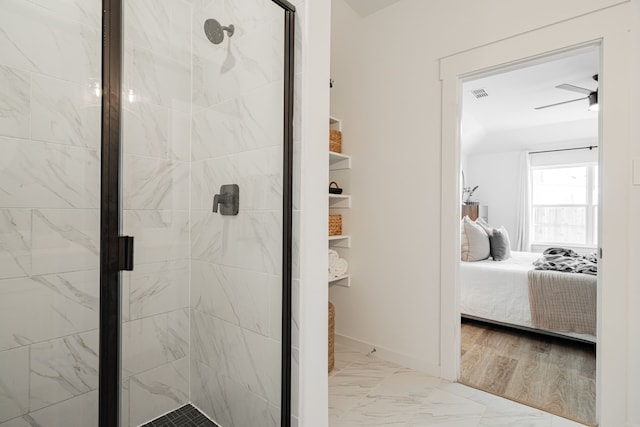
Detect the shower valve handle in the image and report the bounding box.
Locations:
[212,184,239,215]
[212,194,223,213]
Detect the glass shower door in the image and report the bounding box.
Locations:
[0,1,103,426]
[120,1,287,425]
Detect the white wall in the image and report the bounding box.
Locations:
[294,0,331,426]
[330,0,632,373]
[464,150,520,241]
[626,2,640,426]
[328,1,640,426]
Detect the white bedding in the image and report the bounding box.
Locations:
[460,251,596,342]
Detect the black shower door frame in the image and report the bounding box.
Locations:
[99,1,296,426]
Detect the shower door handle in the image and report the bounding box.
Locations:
[212,184,239,215]
[118,236,134,271]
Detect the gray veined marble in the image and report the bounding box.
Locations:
[289,279,299,346]
[0,137,100,209]
[123,101,170,159]
[190,210,224,264]
[0,1,296,426]
[191,146,283,212]
[31,73,101,148]
[121,378,131,427]
[192,210,281,275]
[166,309,190,361]
[0,270,99,351]
[129,260,189,320]
[122,314,169,378]
[29,331,99,411]
[129,360,189,427]
[221,210,282,275]
[168,108,191,162]
[0,64,30,139]
[190,359,276,427]
[190,309,280,403]
[3,390,99,427]
[190,260,276,336]
[224,0,283,37]
[0,1,101,84]
[122,210,189,265]
[0,346,29,423]
[190,157,234,211]
[0,209,31,280]
[191,81,284,160]
[122,155,189,211]
[23,0,102,29]
[124,0,192,66]
[31,271,99,313]
[190,358,233,427]
[235,147,283,211]
[291,211,300,279]
[242,327,281,403]
[191,20,283,111]
[31,209,100,275]
[123,45,191,113]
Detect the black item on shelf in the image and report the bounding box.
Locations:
[329,181,343,194]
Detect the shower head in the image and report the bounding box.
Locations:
[204,18,235,44]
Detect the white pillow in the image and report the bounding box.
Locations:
[475,217,493,235]
[460,216,490,261]
[460,219,470,260]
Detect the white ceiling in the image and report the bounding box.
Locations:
[343,0,402,17]
[461,46,599,155]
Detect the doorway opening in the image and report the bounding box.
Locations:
[457,45,600,425]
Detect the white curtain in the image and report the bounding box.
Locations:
[514,152,531,251]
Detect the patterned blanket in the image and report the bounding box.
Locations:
[533,247,598,275]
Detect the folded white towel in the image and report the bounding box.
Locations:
[334,258,348,277]
[328,250,339,269]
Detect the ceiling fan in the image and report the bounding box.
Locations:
[535,74,599,111]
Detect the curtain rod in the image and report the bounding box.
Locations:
[528,145,598,155]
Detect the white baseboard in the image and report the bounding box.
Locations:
[335,333,441,378]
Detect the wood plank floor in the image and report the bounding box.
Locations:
[460,319,596,426]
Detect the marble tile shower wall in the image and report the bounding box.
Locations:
[290,1,306,425]
[120,0,193,426]
[188,1,287,427]
[0,0,297,426]
[0,1,102,426]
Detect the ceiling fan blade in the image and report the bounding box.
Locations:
[556,84,593,95]
[534,97,586,110]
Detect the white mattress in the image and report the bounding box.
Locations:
[460,251,596,342]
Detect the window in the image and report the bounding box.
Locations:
[531,163,598,247]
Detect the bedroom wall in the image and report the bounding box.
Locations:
[464,141,599,252]
[464,150,520,241]
[329,1,640,426]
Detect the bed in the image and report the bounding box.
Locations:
[460,251,597,343]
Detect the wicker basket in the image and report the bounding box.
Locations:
[328,302,335,373]
[329,129,342,153]
[328,214,342,236]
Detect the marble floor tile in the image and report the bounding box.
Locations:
[331,342,369,375]
[330,343,588,427]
